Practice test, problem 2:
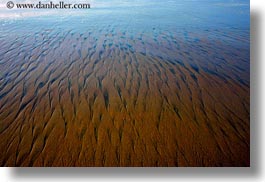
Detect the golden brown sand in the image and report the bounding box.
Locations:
[0,29,249,167]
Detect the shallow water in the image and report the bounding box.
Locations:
[0,0,250,166]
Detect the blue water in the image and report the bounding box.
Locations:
[0,0,250,84]
[0,0,250,30]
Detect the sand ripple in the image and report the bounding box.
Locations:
[0,26,249,166]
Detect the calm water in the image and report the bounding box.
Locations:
[0,0,250,85]
[0,0,250,33]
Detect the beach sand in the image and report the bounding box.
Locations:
[0,21,250,166]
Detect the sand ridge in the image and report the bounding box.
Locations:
[0,25,249,166]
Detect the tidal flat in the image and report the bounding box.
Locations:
[0,0,250,166]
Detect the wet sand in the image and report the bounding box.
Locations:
[0,25,249,166]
